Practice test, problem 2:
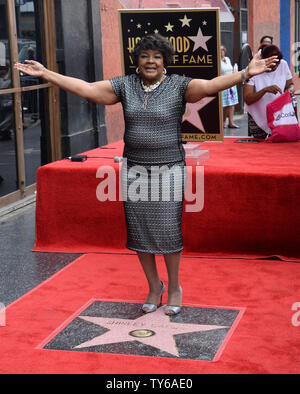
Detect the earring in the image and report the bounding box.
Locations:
[163,68,167,75]
[136,67,140,74]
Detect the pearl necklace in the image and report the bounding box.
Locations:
[141,75,166,109]
[142,79,163,92]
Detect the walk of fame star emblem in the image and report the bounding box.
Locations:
[40,300,245,361]
[119,8,224,142]
[183,98,216,133]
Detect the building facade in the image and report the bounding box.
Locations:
[0,0,106,207]
[230,0,300,90]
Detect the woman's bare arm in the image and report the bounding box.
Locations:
[14,60,119,105]
[285,78,295,94]
[185,72,247,103]
[185,50,278,103]
[243,83,283,105]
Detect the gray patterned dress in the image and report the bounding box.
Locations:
[110,73,192,254]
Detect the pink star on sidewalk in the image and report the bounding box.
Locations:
[74,307,228,357]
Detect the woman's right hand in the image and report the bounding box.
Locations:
[14,60,46,78]
[263,85,282,95]
[244,83,282,105]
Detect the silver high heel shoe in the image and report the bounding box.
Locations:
[164,286,182,316]
[142,281,166,313]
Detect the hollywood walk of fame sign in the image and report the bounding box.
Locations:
[39,300,245,361]
[118,8,223,142]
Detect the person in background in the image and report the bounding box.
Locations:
[260,36,273,46]
[27,47,35,61]
[244,44,294,139]
[220,45,240,129]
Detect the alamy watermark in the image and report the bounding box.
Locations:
[0,303,6,327]
[96,160,204,213]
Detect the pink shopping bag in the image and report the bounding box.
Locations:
[266,91,300,142]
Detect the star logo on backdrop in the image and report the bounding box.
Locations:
[164,22,174,32]
[188,27,213,52]
[183,97,216,133]
[74,307,228,357]
[179,14,192,27]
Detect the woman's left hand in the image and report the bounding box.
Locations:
[247,50,279,78]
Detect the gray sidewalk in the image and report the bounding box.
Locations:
[0,200,81,307]
[224,112,249,137]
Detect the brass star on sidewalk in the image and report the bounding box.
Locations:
[74,307,228,357]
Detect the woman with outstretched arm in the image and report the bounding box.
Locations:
[15,35,278,316]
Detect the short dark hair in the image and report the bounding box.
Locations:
[258,43,269,52]
[260,35,273,44]
[132,34,175,67]
[261,44,283,60]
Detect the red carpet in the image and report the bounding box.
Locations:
[33,139,300,260]
[1,253,299,374]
